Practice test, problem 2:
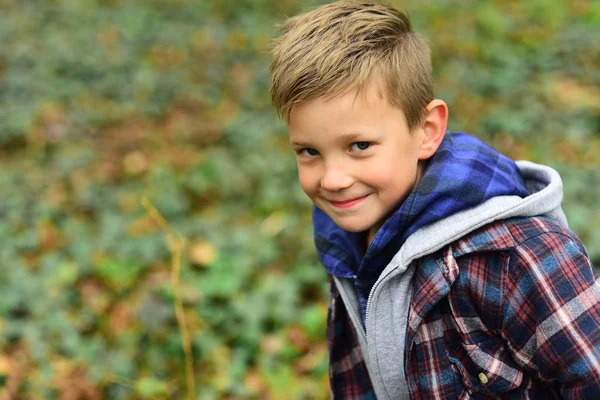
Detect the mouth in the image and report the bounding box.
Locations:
[328,194,370,209]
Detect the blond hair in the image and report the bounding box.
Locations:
[270,0,432,128]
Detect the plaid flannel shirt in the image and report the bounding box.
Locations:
[327,216,600,399]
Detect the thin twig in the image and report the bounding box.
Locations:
[141,196,196,400]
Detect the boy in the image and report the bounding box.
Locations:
[270,1,600,399]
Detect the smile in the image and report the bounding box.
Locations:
[328,194,370,209]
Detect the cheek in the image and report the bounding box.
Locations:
[364,160,416,194]
[360,160,396,188]
[297,167,317,196]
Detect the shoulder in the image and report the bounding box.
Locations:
[453,216,588,258]
[487,216,592,282]
[451,216,592,287]
[444,215,595,332]
[501,217,596,305]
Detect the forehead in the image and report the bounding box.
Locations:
[287,82,408,143]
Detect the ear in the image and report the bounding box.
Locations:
[418,99,448,160]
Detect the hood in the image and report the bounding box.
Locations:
[391,159,568,268]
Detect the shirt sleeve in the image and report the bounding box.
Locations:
[502,229,600,399]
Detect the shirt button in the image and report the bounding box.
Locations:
[478,373,489,384]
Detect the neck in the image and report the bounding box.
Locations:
[365,159,427,248]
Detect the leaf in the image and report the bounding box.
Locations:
[93,257,144,291]
[134,376,168,398]
[189,240,217,267]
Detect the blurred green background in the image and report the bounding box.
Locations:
[0,0,598,398]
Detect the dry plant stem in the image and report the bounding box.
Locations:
[141,196,196,400]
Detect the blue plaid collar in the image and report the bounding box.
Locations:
[314,132,529,319]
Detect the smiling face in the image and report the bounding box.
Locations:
[287,82,437,244]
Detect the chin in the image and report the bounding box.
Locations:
[332,219,373,233]
[340,226,366,233]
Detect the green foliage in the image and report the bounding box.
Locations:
[0,0,598,398]
[134,376,168,399]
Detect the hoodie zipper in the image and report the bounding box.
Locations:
[335,262,406,348]
[364,262,403,341]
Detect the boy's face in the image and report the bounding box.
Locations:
[287,82,429,241]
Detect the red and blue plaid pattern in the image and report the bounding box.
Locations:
[327,216,600,399]
[327,275,377,399]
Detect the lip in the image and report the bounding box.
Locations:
[328,194,370,209]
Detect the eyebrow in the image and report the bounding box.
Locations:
[289,139,310,147]
[290,133,364,147]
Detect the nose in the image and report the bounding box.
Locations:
[321,164,354,191]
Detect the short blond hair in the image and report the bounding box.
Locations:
[270,0,432,128]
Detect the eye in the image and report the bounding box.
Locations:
[300,148,320,157]
[350,142,370,152]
